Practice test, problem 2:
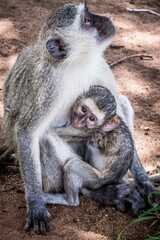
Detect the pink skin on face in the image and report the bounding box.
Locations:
[72,104,97,129]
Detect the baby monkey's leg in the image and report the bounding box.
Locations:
[63,158,103,206]
[42,158,102,206]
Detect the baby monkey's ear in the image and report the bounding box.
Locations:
[101,115,121,132]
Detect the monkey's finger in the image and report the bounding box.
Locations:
[45,221,51,232]
[46,210,51,218]
[116,200,126,212]
[125,195,145,216]
[34,219,40,235]
[25,217,32,232]
[39,221,47,235]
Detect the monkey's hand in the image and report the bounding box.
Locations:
[25,200,51,235]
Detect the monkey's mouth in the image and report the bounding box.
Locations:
[71,118,84,129]
[71,120,81,129]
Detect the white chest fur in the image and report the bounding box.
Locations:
[86,145,104,172]
[34,54,117,142]
[53,55,108,125]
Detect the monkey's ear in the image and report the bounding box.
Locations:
[101,115,121,132]
[46,37,68,60]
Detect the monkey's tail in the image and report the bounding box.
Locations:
[129,149,160,205]
[130,149,158,196]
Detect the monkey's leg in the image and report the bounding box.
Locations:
[81,183,146,215]
[40,131,85,207]
[62,157,129,206]
[42,193,70,205]
[130,149,160,203]
[16,126,51,235]
[63,158,104,206]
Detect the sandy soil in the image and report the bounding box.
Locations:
[0,0,160,239]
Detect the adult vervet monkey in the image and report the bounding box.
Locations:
[3,2,157,235]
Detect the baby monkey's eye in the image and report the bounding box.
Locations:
[81,106,87,113]
[89,115,95,121]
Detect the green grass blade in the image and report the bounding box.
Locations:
[117,216,156,240]
[154,232,160,236]
[127,216,157,227]
[140,206,160,217]
[145,236,160,240]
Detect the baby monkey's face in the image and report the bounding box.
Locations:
[71,98,105,129]
[71,97,121,132]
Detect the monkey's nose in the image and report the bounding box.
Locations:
[72,118,84,129]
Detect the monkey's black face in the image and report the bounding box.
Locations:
[81,7,116,42]
[45,3,116,60]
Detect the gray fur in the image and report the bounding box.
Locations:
[3,2,159,234]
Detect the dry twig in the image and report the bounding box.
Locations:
[109,54,153,68]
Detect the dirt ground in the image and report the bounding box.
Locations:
[0,0,160,239]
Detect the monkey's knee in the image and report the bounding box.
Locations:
[63,159,81,205]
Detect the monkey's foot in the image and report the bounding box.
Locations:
[42,192,79,207]
[115,183,146,215]
[25,200,51,235]
[81,183,146,215]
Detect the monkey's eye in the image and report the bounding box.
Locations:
[81,106,87,113]
[84,18,91,26]
[89,115,95,122]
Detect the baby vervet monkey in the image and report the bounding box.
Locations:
[43,85,152,214]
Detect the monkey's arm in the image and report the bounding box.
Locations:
[56,125,90,140]
[16,126,51,234]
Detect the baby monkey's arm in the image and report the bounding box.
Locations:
[55,125,89,141]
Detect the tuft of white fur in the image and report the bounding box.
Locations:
[87,145,104,172]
